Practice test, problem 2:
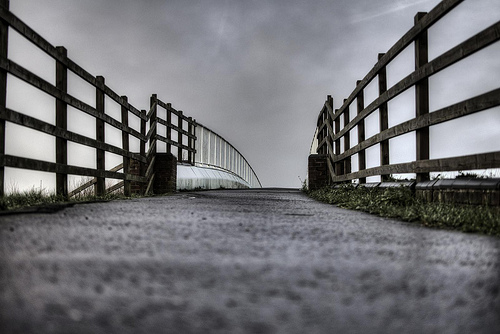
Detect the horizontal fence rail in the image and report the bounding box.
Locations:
[0,1,261,197]
[149,94,197,165]
[311,0,500,185]
[195,123,262,188]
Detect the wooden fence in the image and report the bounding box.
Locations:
[312,0,500,185]
[149,94,197,166]
[0,1,197,198]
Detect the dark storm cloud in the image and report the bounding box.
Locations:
[10,0,498,187]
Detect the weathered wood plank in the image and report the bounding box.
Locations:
[95,76,106,196]
[317,120,327,137]
[343,100,351,174]
[149,95,157,156]
[188,117,193,164]
[146,100,157,120]
[121,96,131,197]
[415,12,430,182]
[191,122,197,165]
[106,181,124,194]
[56,46,68,197]
[378,53,390,181]
[145,173,155,195]
[0,0,8,196]
[146,121,157,142]
[147,139,157,159]
[0,107,146,163]
[68,178,96,198]
[325,96,335,120]
[0,155,146,182]
[178,110,183,159]
[166,103,172,154]
[331,152,500,183]
[356,82,366,183]
[334,109,342,176]
[145,155,156,179]
[139,109,147,194]
[326,156,335,181]
[333,89,500,163]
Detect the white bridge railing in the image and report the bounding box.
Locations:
[195,123,262,188]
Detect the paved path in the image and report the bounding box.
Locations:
[1,189,499,333]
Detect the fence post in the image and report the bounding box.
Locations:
[178,110,183,161]
[0,0,8,197]
[343,99,351,175]
[148,95,157,194]
[166,103,172,154]
[192,120,197,165]
[95,76,106,196]
[140,109,147,194]
[322,109,327,155]
[378,53,390,181]
[316,112,323,154]
[149,94,158,151]
[188,117,193,165]
[415,12,430,182]
[356,81,366,184]
[327,95,334,182]
[55,46,68,198]
[121,96,130,197]
[198,125,203,165]
[327,95,333,155]
[334,108,341,176]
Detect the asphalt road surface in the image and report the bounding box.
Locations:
[1,188,499,333]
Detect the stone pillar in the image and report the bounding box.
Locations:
[130,153,177,195]
[153,153,177,194]
[308,154,329,191]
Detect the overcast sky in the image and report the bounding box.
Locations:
[7,0,500,188]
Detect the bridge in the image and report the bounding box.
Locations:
[1,1,500,333]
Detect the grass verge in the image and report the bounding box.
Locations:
[0,187,130,212]
[306,185,500,237]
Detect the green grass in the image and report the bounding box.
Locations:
[0,187,64,211]
[307,185,500,237]
[0,187,129,211]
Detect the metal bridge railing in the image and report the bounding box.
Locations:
[195,123,262,188]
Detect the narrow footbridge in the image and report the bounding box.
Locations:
[1,1,499,333]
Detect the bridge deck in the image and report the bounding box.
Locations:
[1,189,499,333]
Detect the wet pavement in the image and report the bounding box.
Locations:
[1,188,499,333]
